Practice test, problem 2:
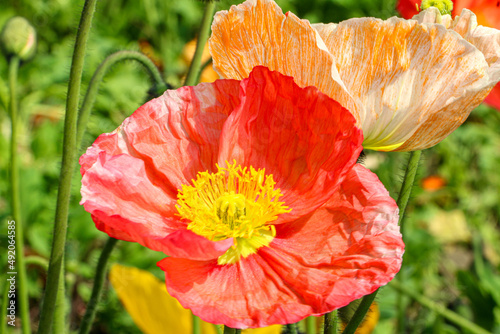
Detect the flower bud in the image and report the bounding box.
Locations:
[420,0,454,15]
[0,16,37,61]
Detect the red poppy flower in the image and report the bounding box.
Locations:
[80,66,404,328]
[397,0,500,110]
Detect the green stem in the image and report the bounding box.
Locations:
[183,1,217,86]
[1,278,9,334]
[341,291,378,334]
[223,326,241,334]
[396,150,422,223]
[324,310,338,334]
[76,50,166,147]
[53,267,66,334]
[213,324,223,334]
[8,56,31,334]
[390,280,491,334]
[285,323,299,334]
[396,150,422,333]
[342,150,422,334]
[192,314,201,334]
[37,0,99,332]
[78,238,118,334]
[306,316,316,334]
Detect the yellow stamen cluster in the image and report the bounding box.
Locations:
[176,161,290,263]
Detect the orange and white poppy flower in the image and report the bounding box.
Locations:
[209,0,500,151]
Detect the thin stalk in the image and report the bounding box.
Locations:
[8,56,31,334]
[342,150,422,334]
[76,50,166,147]
[53,268,66,334]
[341,291,378,334]
[324,310,338,334]
[390,280,491,334]
[396,150,422,333]
[306,316,316,334]
[78,237,118,334]
[195,57,213,84]
[395,151,422,223]
[37,0,99,332]
[286,323,299,334]
[213,324,223,334]
[1,278,9,334]
[223,326,240,334]
[183,1,217,86]
[192,314,201,334]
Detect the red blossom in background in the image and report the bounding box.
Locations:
[397,0,500,110]
[80,66,404,328]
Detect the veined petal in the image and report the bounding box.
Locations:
[219,66,363,222]
[159,256,313,329]
[209,0,360,122]
[80,79,241,187]
[80,79,241,258]
[82,152,233,259]
[159,165,403,328]
[450,9,500,84]
[272,164,402,266]
[315,14,490,151]
[399,0,500,111]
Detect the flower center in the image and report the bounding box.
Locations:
[176,161,290,264]
[420,0,453,15]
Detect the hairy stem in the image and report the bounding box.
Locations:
[78,238,118,334]
[223,326,241,334]
[396,150,422,333]
[324,310,338,334]
[8,56,31,334]
[285,323,299,334]
[341,291,378,334]
[37,0,99,331]
[76,50,166,147]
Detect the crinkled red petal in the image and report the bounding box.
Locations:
[219,66,363,222]
[79,79,241,258]
[272,164,402,265]
[82,151,233,259]
[159,164,403,328]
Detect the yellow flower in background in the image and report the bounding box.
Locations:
[209,0,500,151]
[109,264,281,334]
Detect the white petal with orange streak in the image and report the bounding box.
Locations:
[208,0,360,123]
[451,9,500,85]
[315,15,490,151]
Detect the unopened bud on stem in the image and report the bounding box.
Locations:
[1,16,37,61]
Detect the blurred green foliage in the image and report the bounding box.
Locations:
[0,0,499,333]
